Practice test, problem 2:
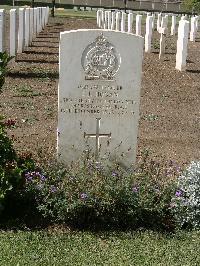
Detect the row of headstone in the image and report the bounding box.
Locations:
[0,7,49,56]
[97,10,143,35]
[96,10,199,72]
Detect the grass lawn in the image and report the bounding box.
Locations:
[0,229,200,265]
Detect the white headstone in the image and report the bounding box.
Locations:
[107,11,112,30]
[97,10,102,28]
[171,15,176,35]
[128,13,133,33]
[195,15,199,31]
[33,7,37,35]
[111,12,116,30]
[104,11,109,29]
[157,13,161,32]
[36,8,40,34]
[25,8,30,47]
[136,14,142,36]
[145,15,153,53]
[10,9,17,56]
[29,8,34,44]
[42,7,46,29]
[152,13,155,30]
[121,12,126,32]
[164,14,168,27]
[158,17,168,59]
[45,6,49,25]
[181,15,187,21]
[190,16,197,41]
[0,9,5,52]
[176,20,189,71]
[159,33,166,59]
[115,11,121,31]
[18,8,25,53]
[58,30,144,167]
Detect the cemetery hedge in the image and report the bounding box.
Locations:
[0,14,200,231]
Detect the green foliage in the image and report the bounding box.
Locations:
[171,161,200,230]
[0,115,35,213]
[0,52,35,217]
[182,0,200,13]
[0,51,13,90]
[24,152,179,230]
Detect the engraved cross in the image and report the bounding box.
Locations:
[84,118,111,159]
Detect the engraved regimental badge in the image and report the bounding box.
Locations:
[81,33,121,80]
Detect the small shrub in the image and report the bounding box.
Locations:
[0,116,35,216]
[25,151,180,230]
[171,161,200,230]
[0,52,13,90]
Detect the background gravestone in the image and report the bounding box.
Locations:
[58,29,143,167]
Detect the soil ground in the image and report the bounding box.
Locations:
[1,15,200,165]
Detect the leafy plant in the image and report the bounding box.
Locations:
[0,52,13,90]
[0,52,36,218]
[25,151,180,231]
[171,161,200,230]
[0,115,35,214]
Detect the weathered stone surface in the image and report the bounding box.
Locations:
[58,30,144,167]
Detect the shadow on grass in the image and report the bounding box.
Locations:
[31,44,59,48]
[7,71,59,79]
[186,69,200,74]
[15,58,59,64]
[33,40,59,44]
[35,36,59,39]
[23,50,58,55]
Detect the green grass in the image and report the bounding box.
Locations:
[55,9,97,19]
[0,5,20,11]
[0,230,199,265]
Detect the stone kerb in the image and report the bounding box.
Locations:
[58,29,144,167]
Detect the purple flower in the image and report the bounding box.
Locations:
[132,186,139,193]
[80,193,88,200]
[112,171,118,177]
[39,174,46,181]
[95,161,103,170]
[175,190,183,197]
[50,185,57,193]
[25,172,33,181]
